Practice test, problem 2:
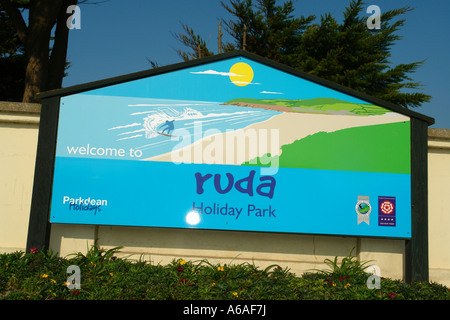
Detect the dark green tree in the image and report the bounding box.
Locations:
[174,0,430,108]
[0,1,27,101]
[0,0,78,102]
[219,0,315,66]
[173,23,215,61]
[293,0,430,108]
[174,0,315,66]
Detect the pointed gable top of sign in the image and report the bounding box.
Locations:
[37,50,434,125]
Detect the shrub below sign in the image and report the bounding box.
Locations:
[0,246,448,300]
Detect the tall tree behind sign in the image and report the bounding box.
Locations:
[174,0,431,109]
[0,0,77,102]
[0,1,26,101]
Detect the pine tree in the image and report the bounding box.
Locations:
[293,0,430,108]
[219,0,315,66]
[174,0,430,108]
[173,23,215,61]
[0,0,78,102]
[0,1,27,101]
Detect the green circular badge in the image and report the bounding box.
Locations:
[357,202,371,215]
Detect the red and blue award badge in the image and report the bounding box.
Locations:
[378,196,396,227]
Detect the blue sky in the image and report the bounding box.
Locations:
[62,0,450,128]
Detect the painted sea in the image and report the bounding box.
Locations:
[56,94,281,160]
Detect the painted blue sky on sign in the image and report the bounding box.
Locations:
[83,56,366,104]
[59,55,399,161]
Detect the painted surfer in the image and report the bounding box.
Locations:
[159,120,175,135]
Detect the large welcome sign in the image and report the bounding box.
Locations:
[47,53,415,238]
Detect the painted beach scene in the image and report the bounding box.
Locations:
[56,56,410,174]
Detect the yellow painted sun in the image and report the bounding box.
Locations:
[229,62,254,86]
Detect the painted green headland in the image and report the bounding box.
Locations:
[223,97,390,116]
[243,121,411,174]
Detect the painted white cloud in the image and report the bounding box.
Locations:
[231,81,262,85]
[190,69,243,77]
[260,91,284,94]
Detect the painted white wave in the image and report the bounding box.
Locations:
[117,134,143,141]
[108,123,141,130]
[142,107,256,139]
[143,107,201,138]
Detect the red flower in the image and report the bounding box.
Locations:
[30,247,38,254]
[177,266,184,273]
[73,290,81,295]
[388,292,397,299]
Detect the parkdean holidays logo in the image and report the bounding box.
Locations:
[63,196,107,215]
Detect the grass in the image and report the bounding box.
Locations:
[0,246,448,300]
[243,121,411,174]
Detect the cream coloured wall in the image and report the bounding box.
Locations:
[0,102,40,253]
[0,103,448,286]
[49,223,405,281]
[428,129,450,286]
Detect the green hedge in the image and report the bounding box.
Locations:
[0,246,448,300]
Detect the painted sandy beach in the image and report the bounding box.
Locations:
[145,111,410,166]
